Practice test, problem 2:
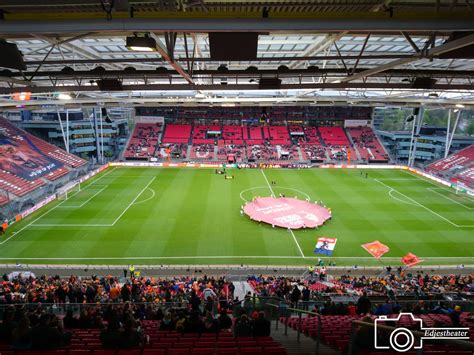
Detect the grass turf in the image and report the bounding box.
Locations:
[1,167,473,266]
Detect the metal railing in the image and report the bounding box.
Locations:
[266,301,322,354]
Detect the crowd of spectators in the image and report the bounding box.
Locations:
[0,273,236,306]
[248,272,473,311]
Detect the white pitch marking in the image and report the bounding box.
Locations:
[375,179,471,228]
[260,169,305,258]
[427,187,474,210]
[110,176,156,226]
[289,229,305,258]
[260,169,275,197]
[388,189,419,206]
[1,167,118,245]
[239,186,311,202]
[132,187,156,206]
[402,170,474,202]
[59,185,108,208]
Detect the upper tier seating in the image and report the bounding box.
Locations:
[318,126,351,146]
[27,135,87,168]
[454,166,474,187]
[45,166,70,181]
[0,169,45,197]
[0,118,87,169]
[347,127,389,162]
[303,127,322,145]
[427,145,474,172]
[192,125,220,144]
[0,194,9,206]
[222,125,244,145]
[124,123,161,159]
[0,118,86,198]
[426,145,474,188]
[265,126,291,145]
[162,124,192,144]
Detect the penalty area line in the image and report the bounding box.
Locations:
[375,179,464,228]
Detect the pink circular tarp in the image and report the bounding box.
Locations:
[243,197,331,229]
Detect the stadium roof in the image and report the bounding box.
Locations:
[0,0,473,109]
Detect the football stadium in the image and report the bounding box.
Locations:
[0,1,473,354]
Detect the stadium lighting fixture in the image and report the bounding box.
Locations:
[455,104,465,108]
[57,93,72,100]
[126,35,157,52]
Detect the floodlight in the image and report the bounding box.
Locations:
[57,93,72,100]
[455,104,465,108]
[126,35,157,52]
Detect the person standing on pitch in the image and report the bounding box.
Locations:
[129,265,135,279]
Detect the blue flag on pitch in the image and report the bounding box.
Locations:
[314,237,337,256]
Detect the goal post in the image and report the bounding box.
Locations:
[57,181,81,201]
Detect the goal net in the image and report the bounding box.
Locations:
[57,181,81,201]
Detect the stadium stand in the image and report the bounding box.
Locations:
[0,170,45,197]
[162,124,192,144]
[0,118,87,169]
[426,145,474,188]
[124,123,161,159]
[222,125,244,145]
[190,144,215,160]
[0,193,9,206]
[301,145,326,161]
[318,127,351,146]
[347,127,389,162]
[44,166,71,181]
[0,118,88,199]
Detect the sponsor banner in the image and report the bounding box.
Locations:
[408,167,451,187]
[314,237,337,256]
[243,196,332,229]
[361,240,390,259]
[344,119,368,127]
[20,194,56,219]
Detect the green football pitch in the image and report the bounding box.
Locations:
[1,167,473,266]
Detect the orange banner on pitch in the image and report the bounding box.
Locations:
[361,240,390,259]
[401,253,422,267]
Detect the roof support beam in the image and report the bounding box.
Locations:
[340,33,474,83]
[152,33,194,84]
[290,32,346,69]
[0,83,472,95]
[2,12,474,34]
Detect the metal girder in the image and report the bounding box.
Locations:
[23,54,418,66]
[1,12,474,35]
[3,68,473,79]
[32,34,123,71]
[1,82,473,95]
[152,33,194,84]
[290,33,346,69]
[1,95,473,110]
[340,33,474,83]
